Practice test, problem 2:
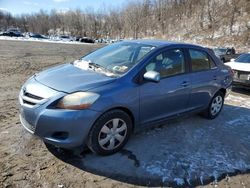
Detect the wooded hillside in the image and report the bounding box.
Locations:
[1,0,249,47]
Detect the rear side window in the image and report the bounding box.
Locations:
[189,49,216,71]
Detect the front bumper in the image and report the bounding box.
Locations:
[20,113,35,134]
[19,77,101,148]
[20,107,100,148]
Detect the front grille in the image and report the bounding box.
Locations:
[24,92,43,100]
[23,99,36,106]
[19,89,46,108]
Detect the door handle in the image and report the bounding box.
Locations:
[181,81,189,87]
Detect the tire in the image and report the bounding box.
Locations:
[202,91,224,119]
[87,110,133,155]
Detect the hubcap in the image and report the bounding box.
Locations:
[211,96,223,116]
[98,118,127,150]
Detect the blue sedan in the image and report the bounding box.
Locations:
[19,40,233,155]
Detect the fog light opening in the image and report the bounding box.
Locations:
[52,132,69,140]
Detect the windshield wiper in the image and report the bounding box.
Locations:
[88,62,102,70]
[89,62,110,73]
[88,62,118,77]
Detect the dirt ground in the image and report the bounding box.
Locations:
[0,39,249,188]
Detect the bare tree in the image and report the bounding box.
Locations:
[0,0,249,46]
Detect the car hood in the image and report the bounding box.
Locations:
[34,63,116,93]
[225,62,250,72]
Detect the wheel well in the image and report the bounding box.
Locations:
[218,88,226,97]
[106,107,135,131]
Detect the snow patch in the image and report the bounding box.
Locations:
[226,115,250,126]
[145,162,164,176]
[174,178,185,186]
[0,36,94,45]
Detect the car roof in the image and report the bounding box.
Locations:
[123,39,204,49]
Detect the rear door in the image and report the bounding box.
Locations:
[187,48,220,110]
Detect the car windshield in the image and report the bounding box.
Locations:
[213,48,227,55]
[77,42,155,76]
[235,54,250,63]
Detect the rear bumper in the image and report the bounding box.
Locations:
[233,79,250,88]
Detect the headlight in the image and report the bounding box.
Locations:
[56,92,100,110]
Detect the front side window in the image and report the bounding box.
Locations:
[189,49,215,72]
[146,49,185,78]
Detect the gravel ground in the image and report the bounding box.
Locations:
[0,39,249,188]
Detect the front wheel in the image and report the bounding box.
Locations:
[87,110,132,155]
[202,91,224,119]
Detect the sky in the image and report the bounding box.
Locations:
[0,0,126,15]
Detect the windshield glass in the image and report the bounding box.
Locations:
[77,42,155,76]
[235,54,250,63]
[213,48,227,55]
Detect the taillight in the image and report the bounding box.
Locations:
[229,68,234,76]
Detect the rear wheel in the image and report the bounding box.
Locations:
[87,110,132,155]
[202,91,224,119]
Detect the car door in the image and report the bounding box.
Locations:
[139,48,191,125]
[187,48,220,110]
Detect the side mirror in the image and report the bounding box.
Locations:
[143,71,160,82]
[230,58,235,62]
